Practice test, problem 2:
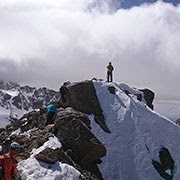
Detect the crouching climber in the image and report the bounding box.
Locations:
[46,103,58,125]
[0,142,21,180]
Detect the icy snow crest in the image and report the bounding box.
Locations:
[92,81,180,180]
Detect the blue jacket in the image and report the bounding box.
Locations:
[46,104,58,113]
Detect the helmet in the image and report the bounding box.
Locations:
[10,142,20,152]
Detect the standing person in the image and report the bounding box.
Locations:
[46,103,58,125]
[106,62,114,82]
[3,142,20,180]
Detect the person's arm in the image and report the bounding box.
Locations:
[111,65,114,71]
[3,158,13,180]
[12,160,18,177]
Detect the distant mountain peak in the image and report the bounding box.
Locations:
[0,80,59,125]
[0,80,19,90]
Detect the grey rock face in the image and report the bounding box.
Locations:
[59,80,111,133]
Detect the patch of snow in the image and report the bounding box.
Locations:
[18,157,81,180]
[10,128,21,136]
[10,127,38,138]
[0,89,19,97]
[87,114,94,122]
[31,137,62,156]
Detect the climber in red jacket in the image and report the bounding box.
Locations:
[3,142,20,180]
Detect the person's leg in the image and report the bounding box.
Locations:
[47,112,55,124]
[110,72,113,82]
[107,72,110,82]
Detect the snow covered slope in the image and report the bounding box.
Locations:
[92,81,180,180]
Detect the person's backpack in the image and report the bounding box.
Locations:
[0,154,13,179]
[0,155,5,179]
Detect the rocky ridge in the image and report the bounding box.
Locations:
[0,80,110,180]
[0,80,155,180]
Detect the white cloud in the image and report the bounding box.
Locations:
[0,0,180,99]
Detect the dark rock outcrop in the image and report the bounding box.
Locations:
[59,81,102,115]
[176,118,180,126]
[108,85,116,94]
[59,80,110,133]
[138,88,155,110]
[54,107,106,180]
[35,148,73,165]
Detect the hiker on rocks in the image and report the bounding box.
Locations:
[2,142,20,180]
[46,103,58,125]
[106,62,114,82]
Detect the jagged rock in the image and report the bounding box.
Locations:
[54,107,106,180]
[138,88,155,110]
[22,126,54,151]
[59,80,110,133]
[4,93,11,101]
[119,83,155,110]
[108,85,116,94]
[19,110,47,132]
[12,93,31,110]
[0,91,12,108]
[35,148,73,165]
[59,81,101,115]
[56,107,91,129]
[0,125,55,157]
[32,87,59,108]
[176,118,180,126]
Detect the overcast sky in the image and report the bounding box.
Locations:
[0,0,180,100]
